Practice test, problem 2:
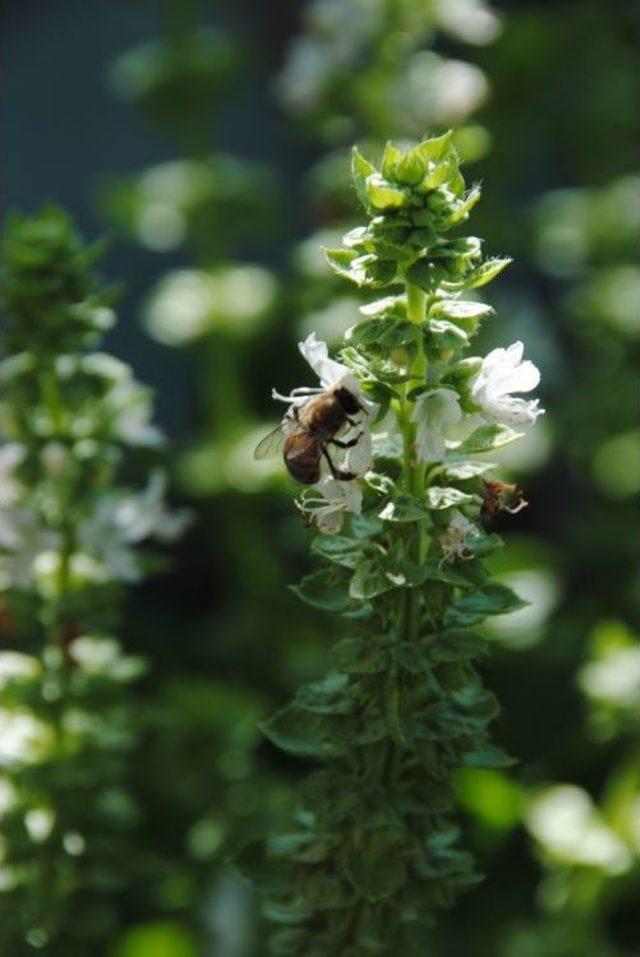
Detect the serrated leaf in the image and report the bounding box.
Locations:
[394,134,453,186]
[442,460,496,480]
[291,569,358,614]
[430,629,486,662]
[380,141,403,179]
[350,556,394,599]
[448,584,528,624]
[261,706,339,759]
[425,486,478,510]
[347,316,420,350]
[454,424,523,455]
[461,744,517,768]
[431,300,493,324]
[445,186,482,226]
[296,672,352,715]
[311,534,363,569]
[365,174,409,211]
[426,318,469,350]
[351,147,376,206]
[331,638,388,674]
[463,257,512,289]
[379,494,430,522]
[343,841,406,901]
[360,294,406,318]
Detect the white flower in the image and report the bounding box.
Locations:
[0,507,60,590]
[471,342,544,428]
[0,444,26,508]
[77,472,192,583]
[296,477,362,535]
[0,709,54,768]
[411,388,462,461]
[440,510,479,562]
[273,333,374,412]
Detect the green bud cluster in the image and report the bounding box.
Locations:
[243,135,531,956]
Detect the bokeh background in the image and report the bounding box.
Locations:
[2,1,638,955]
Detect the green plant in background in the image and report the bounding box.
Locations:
[244,134,545,954]
[0,208,187,954]
[280,0,501,353]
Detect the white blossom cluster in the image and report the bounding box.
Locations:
[273,333,543,535]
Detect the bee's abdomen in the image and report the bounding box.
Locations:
[284,434,322,485]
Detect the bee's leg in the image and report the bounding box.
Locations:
[322,447,356,482]
[329,433,363,449]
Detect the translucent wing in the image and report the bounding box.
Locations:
[254,423,286,460]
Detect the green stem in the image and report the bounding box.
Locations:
[404,282,428,643]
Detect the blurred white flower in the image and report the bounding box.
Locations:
[0,507,60,590]
[527,785,633,875]
[411,388,462,461]
[78,472,191,582]
[578,647,640,709]
[0,652,41,691]
[0,709,54,768]
[433,0,501,45]
[471,342,544,428]
[0,444,26,507]
[296,477,362,535]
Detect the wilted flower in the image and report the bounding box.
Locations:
[440,510,479,562]
[470,341,544,428]
[411,388,462,461]
[296,477,362,535]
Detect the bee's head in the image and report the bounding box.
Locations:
[334,386,362,416]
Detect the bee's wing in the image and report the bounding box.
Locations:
[254,423,286,460]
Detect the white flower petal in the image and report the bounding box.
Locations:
[411,388,462,461]
[298,332,349,389]
[471,342,544,428]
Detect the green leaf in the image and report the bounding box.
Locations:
[431,299,493,326]
[331,638,389,674]
[430,629,486,662]
[343,840,407,901]
[378,494,430,523]
[261,706,339,759]
[348,316,420,350]
[350,557,395,599]
[296,673,352,715]
[445,186,482,226]
[463,257,512,289]
[311,535,363,569]
[380,141,403,179]
[392,642,431,674]
[454,424,524,455]
[425,486,478,510]
[323,247,358,281]
[442,460,496,480]
[351,147,376,206]
[426,318,469,350]
[291,569,359,614]
[394,133,453,187]
[461,744,517,768]
[448,584,528,624]
[365,174,409,211]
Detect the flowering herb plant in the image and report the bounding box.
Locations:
[245,133,544,954]
[0,208,188,952]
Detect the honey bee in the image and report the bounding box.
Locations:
[254,384,365,485]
